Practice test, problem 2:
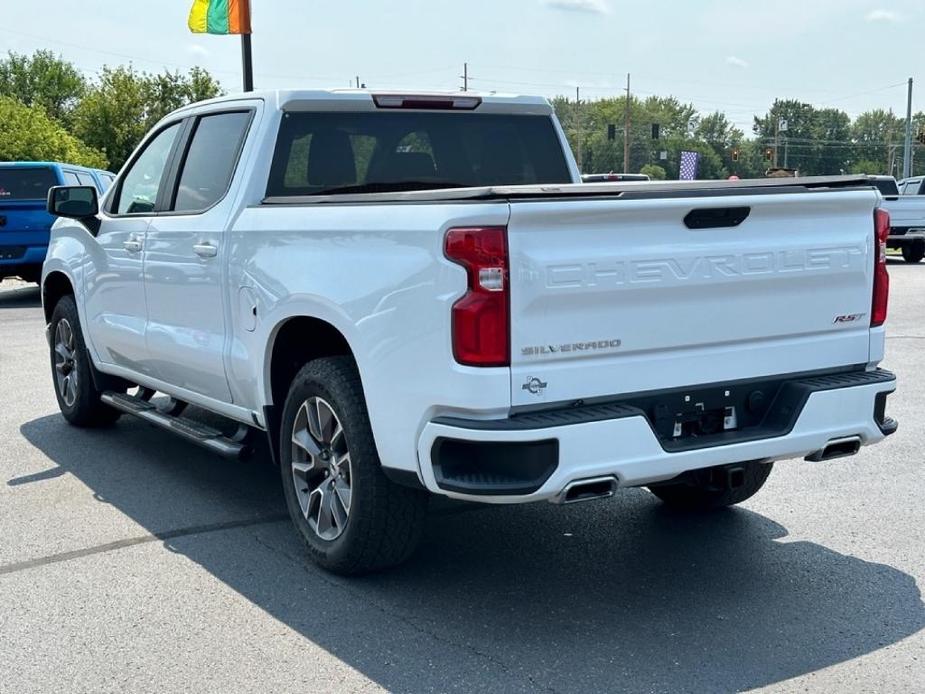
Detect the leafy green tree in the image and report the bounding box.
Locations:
[0,96,107,168]
[73,65,223,170]
[639,164,666,180]
[753,100,851,175]
[0,50,86,124]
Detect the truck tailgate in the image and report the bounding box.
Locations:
[507,190,877,407]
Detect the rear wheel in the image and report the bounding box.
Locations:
[279,356,428,575]
[648,460,773,511]
[49,295,121,427]
[902,244,925,263]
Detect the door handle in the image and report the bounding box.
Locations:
[123,238,143,253]
[193,242,218,259]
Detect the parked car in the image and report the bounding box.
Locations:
[582,172,650,182]
[866,175,925,263]
[41,90,897,574]
[0,162,114,283]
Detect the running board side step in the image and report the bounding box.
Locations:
[101,392,250,460]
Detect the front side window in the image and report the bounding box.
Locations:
[172,111,252,213]
[115,122,181,215]
[98,174,115,192]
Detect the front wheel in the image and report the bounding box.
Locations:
[49,295,121,427]
[279,356,428,575]
[648,460,773,511]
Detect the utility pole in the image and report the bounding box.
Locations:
[575,86,583,173]
[462,63,468,92]
[355,76,360,89]
[903,77,914,179]
[623,73,631,174]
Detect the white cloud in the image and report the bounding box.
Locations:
[542,0,609,15]
[725,55,749,69]
[866,9,898,22]
[187,44,210,59]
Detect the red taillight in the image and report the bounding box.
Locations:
[872,208,890,327]
[444,226,509,367]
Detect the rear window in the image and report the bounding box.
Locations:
[267,111,572,197]
[0,168,58,200]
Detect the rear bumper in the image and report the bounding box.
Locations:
[416,369,897,504]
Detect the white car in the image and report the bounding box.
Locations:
[42,90,897,574]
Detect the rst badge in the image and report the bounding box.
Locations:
[834,313,866,324]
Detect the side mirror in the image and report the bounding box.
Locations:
[47,186,99,219]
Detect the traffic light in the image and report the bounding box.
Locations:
[651,123,660,140]
[765,148,773,161]
[607,124,616,141]
[732,148,740,162]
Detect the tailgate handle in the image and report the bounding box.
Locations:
[684,207,750,229]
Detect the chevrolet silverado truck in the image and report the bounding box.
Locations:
[867,175,925,262]
[42,90,897,574]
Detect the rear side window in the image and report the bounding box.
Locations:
[76,173,97,189]
[267,111,572,196]
[62,171,80,186]
[172,111,252,213]
[0,168,57,200]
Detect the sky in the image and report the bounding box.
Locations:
[2,0,923,132]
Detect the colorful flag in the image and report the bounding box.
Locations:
[189,0,252,35]
[679,151,701,180]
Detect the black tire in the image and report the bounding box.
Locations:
[648,460,773,511]
[902,244,925,263]
[49,295,121,427]
[279,356,429,575]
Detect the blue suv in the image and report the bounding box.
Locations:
[0,162,116,283]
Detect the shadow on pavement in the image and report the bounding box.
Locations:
[18,413,925,692]
[0,284,41,309]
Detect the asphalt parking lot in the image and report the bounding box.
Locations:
[0,266,923,694]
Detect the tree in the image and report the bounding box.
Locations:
[0,96,107,168]
[753,100,851,175]
[639,164,666,180]
[0,50,86,124]
[73,65,223,170]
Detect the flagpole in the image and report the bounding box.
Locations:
[241,33,254,92]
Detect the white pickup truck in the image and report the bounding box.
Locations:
[42,90,897,574]
[869,175,925,262]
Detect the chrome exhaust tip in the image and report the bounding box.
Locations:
[805,435,862,462]
[554,476,618,505]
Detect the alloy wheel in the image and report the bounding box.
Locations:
[53,318,79,408]
[290,396,353,541]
